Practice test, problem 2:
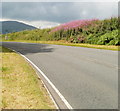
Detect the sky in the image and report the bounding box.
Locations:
[1,0,118,28]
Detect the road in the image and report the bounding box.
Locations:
[2,42,118,109]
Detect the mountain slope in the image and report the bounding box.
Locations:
[1,21,37,34]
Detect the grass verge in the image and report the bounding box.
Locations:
[1,46,55,109]
[0,46,2,110]
[3,40,119,51]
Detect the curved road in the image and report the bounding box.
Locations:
[2,42,118,109]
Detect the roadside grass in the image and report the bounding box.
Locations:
[1,46,55,109]
[0,46,2,110]
[3,40,119,51]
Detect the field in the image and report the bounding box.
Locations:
[1,46,55,109]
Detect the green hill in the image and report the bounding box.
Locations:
[1,21,37,34]
[2,17,119,46]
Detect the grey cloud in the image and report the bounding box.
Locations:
[0,3,2,19]
[2,2,118,23]
[2,0,119,2]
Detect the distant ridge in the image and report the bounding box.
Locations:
[1,21,37,34]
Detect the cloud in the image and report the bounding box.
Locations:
[2,2,79,23]
[2,2,118,22]
[27,20,60,28]
[1,2,118,28]
[1,0,119,2]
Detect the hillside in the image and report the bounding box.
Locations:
[2,17,119,46]
[1,21,37,34]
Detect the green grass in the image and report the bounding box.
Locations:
[3,40,119,51]
[1,46,55,109]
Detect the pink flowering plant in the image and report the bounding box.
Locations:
[50,19,99,33]
[48,17,118,45]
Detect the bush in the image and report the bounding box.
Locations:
[97,30,118,45]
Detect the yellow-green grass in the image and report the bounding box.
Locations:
[0,46,2,110]
[3,40,119,51]
[1,46,55,109]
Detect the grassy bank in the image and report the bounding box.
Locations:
[1,46,55,109]
[2,17,119,46]
[3,40,119,51]
[0,46,2,110]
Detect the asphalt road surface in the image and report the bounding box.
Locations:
[2,42,118,109]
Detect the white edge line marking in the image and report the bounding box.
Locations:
[40,79,59,109]
[8,48,73,109]
[25,58,59,109]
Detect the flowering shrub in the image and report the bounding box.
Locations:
[48,17,118,45]
[50,19,98,33]
[69,35,86,43]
